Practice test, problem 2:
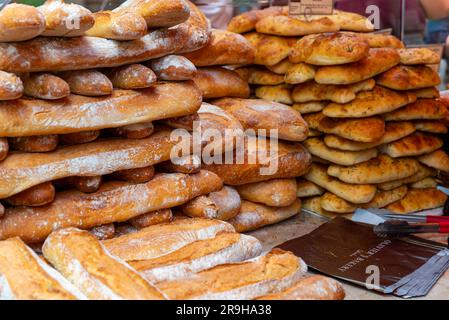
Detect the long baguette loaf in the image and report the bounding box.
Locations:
[132,233,262,283]
[129,209,173,229]
[6,182,55,207]
[22,73,70,100]
[105,64,157,89]
[149,55,197,81]
[213,98,309,142]
[0,171,223,243]
[0,4,46,42]
[0,27,189,73]
[0,81,201,137]
[155,249,307,300]
[0,237,86,300]
[0,130,176,199]
[42,228,166,300]
[103,218,235,261]
[85,11,147,40]
[193,67,250,99]
[8,135,59,153]
[202,138,312,186]
[59,70,113,96]
[0,71,23,101]
[182,29,255,67]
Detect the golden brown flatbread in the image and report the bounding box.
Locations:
[378,164,436,191]
[255,84,293,105]
[413,120,448,134]
[357,33,405,49]
[284,63,316,85]
[292,101,328,114]
[255,15,339,37]
[235,66,284,85]
[362,186,408,208]
[386,188,447,213]
[376,65,441,91]
[244,32,292,66]
[383,99,449,121]
[320,192,357,213]
[380,132,443,158]
[418,149,449,172]
[227,6,286,34]
[410,178,438,189]
[296,179,325,198]
[398,48,440,65]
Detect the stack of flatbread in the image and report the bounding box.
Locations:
[228,6,449,216]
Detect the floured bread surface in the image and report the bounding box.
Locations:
[155,249,307,300]
[131,233,263,283]
[386,188,448,214]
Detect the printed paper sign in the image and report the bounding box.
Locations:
[289,0,334,16]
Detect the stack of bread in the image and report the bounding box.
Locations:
[228,6,449,217]
[174,28,312,232]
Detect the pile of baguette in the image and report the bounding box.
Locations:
[228,6,449,217]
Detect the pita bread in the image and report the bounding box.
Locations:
[227,6,286,34]
[410,178,438,189]
[410,87,440,99]
[244,32,292,66]
[289,33,369,65]
[380,132,443,158]
[398,48,440,65]
[292,101,327,114]
[255,84,293,105]
[357,33,405,49]
[320,192,357,213]
[362,186,408,209]
[386,188,447,214]
[323,86,416,118]
[293,79,375,104]
[235,66,285,85]
[378,164,435,190]
[310,10,374,32]
[255,15,339,37]
[383,99,449,121]
[304,163,377,204]
[315,48,400,85]
[413,120,448,134]
[323,121,416,151]
[266,59,293,74]
[304,138,378,166]
[328,154,420,184]
[296,179,325,198]
[418,149,449,172]
[376,65,441,91]
[302,196,338,219]
[285,63,317,85]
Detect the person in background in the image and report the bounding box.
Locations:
[423,0,449,46]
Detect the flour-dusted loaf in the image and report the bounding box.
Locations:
[59,70,113,96]
[149,55,197,81]
[8,135,59,153]
[0,3,45,42]
[22,73,70,100]
[193,67,250,99]
[105,64,157,90]
[0,71,23,101]
[129,209,173,229]
[6,182,55,207]
[85,11,147,40]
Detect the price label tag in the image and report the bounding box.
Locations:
[289,0,334,16]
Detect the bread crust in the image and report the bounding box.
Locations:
[59,70,113,96]
[362,186,408,209]
[418,149,449,172]
[105,64,156,89]
[383,98,449,121]
[129,209,173,229]
[0,4,45,42]
[6,182,55,207]
[376,65,441,91]
[193,67,250,99]
[244,32,293,66]
[399,48,440,65]
[227,6,285,34]
[380,132,443,158]
[256,15,340,37]
[22,73,70,100]
[9,135,59,153]
[236,179,297,207]
[386,188,448,214]
[149,55,197,81]
[85,11,147,40]
[0,71,23,101]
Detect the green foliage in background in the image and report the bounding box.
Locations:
[10,0,45,6]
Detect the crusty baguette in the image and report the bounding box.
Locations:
[378,164,435,191]
[110,122,155,139]
[414,120,448,134]
[158,155,201,174]
[227,6,286,34]
[362,186,408,209]
[110,166,155,184]
[256,15,339,36]
[105,64,157,90]
[229,200,301,233]
[292,101,327,114]
[255,84,293,105]
[193,67,250,99]
[132,233,262,283]
[235,179,297,207]
[315,48,400,85]
[181,186,241,221]
[0,81,201,137]
[0,237,86,300]
[380,132,443,158]
[90,224,116,240]
[323,86,416,118]
[59,70,113,96]
[155,249,307,300]
[202,138,312,186]
[320,192,357,214]
[304,164,376,204]
[0,4,45,42]
[213,98,309,142]
[235,66,285,86]
[418,149,449,172]
[149,55,197,81]
[304,138,378,166]
[0,71,23,101]
[327,155,420,184]
[183,29,255,67]
[0,138,8,162]
[296,179,325,198]
[304,112,386,143]
[114,0,190,28]
[60,130,101,145]
[6,182,55,207]
[398,48,440,65]
[85,11,147,40]
[38,0,94,37]
[42,228,165,300]
[290,32,369,65]
[376,65,441,91]
[383,99,449,121]
[9,135,59,153]
[0,27,189,73]
[386,188,447,214]
[293,79,376,104]
[0,130,175,199]
[57,176,103,193]
[0,171,223,243]
[164,113,199,131]
[257,275,345,300]
[103,218,235,261]
[129,209,173,229]
[284,63,317,85]
[22,73,70,100]
[244,32,293,66]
